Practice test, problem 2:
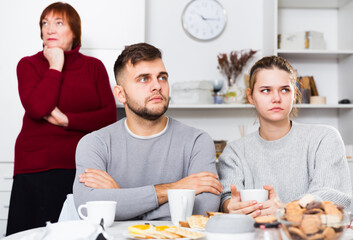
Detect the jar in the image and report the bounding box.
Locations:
[254,222,282,240]
[213,92,224,104]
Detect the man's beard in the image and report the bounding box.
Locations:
[125,91,169,121]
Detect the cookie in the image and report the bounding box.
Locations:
[320,214,341,227]
[304,208,324,215]
[288,226,306,239]
[286,201,303,223]
[307,233,324,240]
[300,214,321,235]
[299,194,315,208]
[322,227,335,239]
[323,202,343,219]
[306,201,324,210]
[254,215,277,224]
[335,204,344,211]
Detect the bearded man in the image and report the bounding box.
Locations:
[73,43,221,220]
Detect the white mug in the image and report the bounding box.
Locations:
[167,189,196,226]
[78,201,117,228]
[240,189,268,203]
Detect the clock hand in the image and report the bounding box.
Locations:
[203,17,220,21]
[196,13,220,21]
[196,13,207,21]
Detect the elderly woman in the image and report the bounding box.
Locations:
[6,2,117,235]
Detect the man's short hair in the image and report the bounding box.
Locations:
[113,43,162,85]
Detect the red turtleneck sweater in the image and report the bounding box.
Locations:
[14,46,117,176]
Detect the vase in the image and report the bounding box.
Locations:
[224,84,246,104]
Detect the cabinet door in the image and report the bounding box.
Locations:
[0,164,13,191]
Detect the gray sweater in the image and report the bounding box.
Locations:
[219,121,352,209]
[73,117,220,220]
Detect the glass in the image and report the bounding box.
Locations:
[255,222,282,240]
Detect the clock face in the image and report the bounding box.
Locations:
[182,0,227,41]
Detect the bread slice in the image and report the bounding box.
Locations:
[206,211,224,217]
[155,230,183,239]
[144,229,170,239]
[187,215,209,230]
[178,221,190,228]
[165,226,205,239]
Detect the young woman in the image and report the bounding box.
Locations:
[6,2,117,235]
[219,56,352,217]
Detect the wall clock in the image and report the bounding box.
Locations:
[182,0,227,41]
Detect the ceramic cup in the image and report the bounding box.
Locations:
[240,189,268,203]
[167,189,196,226]
[78,201,117,228]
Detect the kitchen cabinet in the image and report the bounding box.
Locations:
[273,0,353,144]
[149,0,353,145]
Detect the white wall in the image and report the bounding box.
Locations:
[1,0,351,160]
[145,0,267,141]
[146,0,265,86]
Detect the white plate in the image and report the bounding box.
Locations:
[123,231,205,240]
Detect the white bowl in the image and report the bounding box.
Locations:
[205,214,255,240]
[206,214,255,233]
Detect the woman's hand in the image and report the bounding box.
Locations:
[259,185,285,216]
[79,169,121,189]
[44,107,68,127]
[223,184,263,218]
[43,45,64,71]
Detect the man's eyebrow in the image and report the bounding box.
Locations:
[159,71,169,77]
[135,73,150,79]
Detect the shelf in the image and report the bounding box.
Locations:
[169,104,254,109]
[278,0,352,9]
[276,49,353,60]
[296,104,353,108]
[116,104,254,109]
[116,104,353,109]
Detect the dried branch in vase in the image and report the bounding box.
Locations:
[217,49,257,87]
[217,53,232,86]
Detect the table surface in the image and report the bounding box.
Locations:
[2,221,172,240]
[2,220,353,240]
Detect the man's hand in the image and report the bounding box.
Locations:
[44,107,68,127]
[79,169,120,189]
[43,46,65,71]
[223,184,262,218]
[259,185,285,216]
[155,171,222,205]
[173,172,223,195]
